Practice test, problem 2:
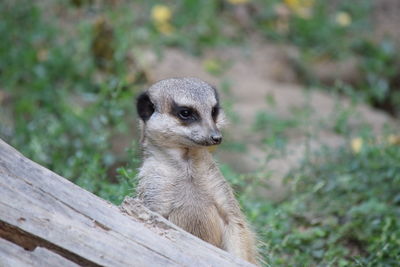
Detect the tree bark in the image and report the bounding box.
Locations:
[0,138,253,266]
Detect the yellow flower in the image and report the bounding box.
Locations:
[387,135,400,145]
[227,0,250,5]
[284,0,314,18]
[284,0,296,7]
[151,5,174,35]
[284,0,314,9]
[156,22,174,35]
[335,11,351,27]
[351,137,363,154]
[151,5,172,24]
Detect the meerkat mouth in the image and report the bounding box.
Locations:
[190,139,221,147]
[180,136,217,147]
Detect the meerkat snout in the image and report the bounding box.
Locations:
[136,77,225,148]
[210,130,222,144]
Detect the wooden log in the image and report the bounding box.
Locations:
[0,238,78,267]
[0,139,253,266]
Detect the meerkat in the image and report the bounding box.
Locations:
[135,77,258,264]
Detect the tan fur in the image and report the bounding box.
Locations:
[136,78,258,264]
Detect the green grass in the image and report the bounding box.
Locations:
[220,108,400,265]
[1,1,400,266]
[239,139,400,266]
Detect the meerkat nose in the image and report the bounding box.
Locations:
[210,132,222,144]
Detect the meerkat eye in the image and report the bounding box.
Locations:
[211,105,219,121]
[171,101,199,122]
[178,108,193,120]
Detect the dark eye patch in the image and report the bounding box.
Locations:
[171,101,200,124]
[211,105,220,122]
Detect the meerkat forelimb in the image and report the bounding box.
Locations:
[135,77,258,264]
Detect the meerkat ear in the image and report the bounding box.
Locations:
[136,92,154,122]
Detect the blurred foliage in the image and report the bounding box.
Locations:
[253,111,299,149]
[0,0,141,201]
[354,39,400,116]
[242,138,400,266]
[1,1,400,266]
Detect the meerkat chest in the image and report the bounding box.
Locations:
[138,154,228,247]
[166,164,227,247]
[172,161,220,205]
[168,177,226,247]
[138,159,215,211]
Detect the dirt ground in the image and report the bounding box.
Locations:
[142,40,396,201]
[372,0,400,43]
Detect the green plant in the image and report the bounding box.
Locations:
[253,111,299,149]
[354,39,400,117]
[0,1,141,204]
[246,138,400,266]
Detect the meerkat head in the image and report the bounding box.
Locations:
[136,77,226,148]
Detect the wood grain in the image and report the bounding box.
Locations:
[0,138,254,266]
[0,238,78,267]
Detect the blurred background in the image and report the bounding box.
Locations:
[1,0,399,265]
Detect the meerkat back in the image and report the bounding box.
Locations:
[135,77,258,264]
